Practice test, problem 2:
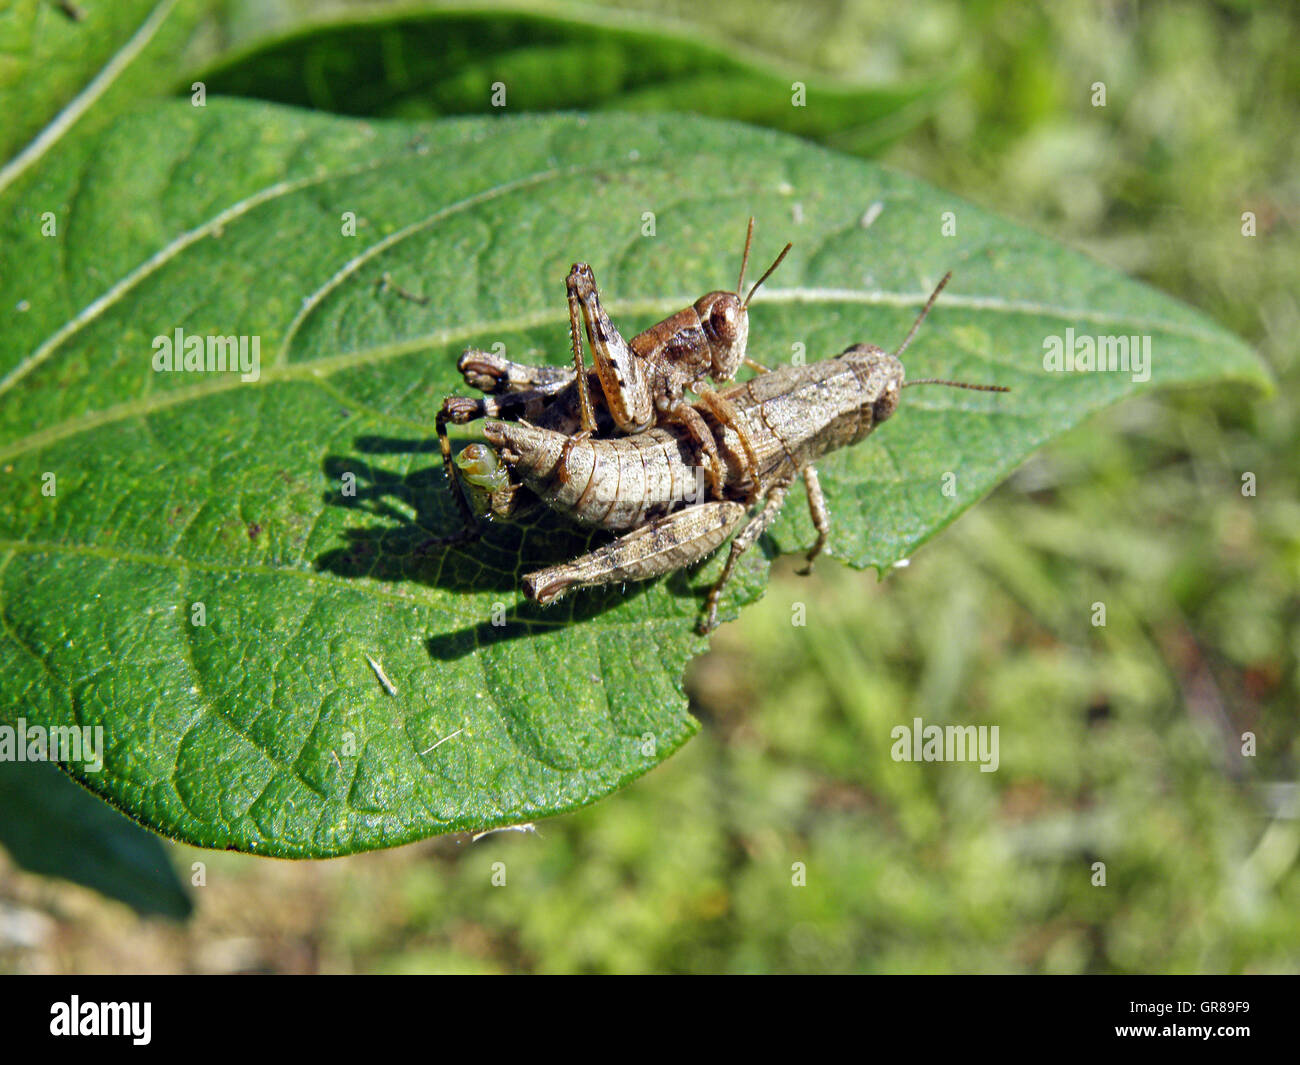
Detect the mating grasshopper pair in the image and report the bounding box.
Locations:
[433,223,1007,633]
[436,218,789,530]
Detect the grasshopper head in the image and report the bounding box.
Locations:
[839,343,905,424]
[694,290,749,380]
[840,274,1008,434]
[454,443,517,519]
[692,221,792,382]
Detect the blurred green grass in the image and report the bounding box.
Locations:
[3,0,1296,973]
[686,0,1300,972]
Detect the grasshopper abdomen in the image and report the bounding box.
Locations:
[482,420,705,531]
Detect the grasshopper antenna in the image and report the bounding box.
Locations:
[904,378,1011,392]
[743,239,793,308]
[897,271,1010,392]
[736,217,755,295]
[895,271,952,357]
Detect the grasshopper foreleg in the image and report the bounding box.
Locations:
[694,387,760,483]
[667,402,725,499]
[567,262,655,436]
[522,501,748,606]
[700,478,794,634]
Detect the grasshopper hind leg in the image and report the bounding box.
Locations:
[567,262,655,435]
[523,502,748,607]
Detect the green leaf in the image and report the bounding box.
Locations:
[0,0,215,198]
[198,5,936,156]
[0,101,1268,857]
[0,759,192,918]
[0,0,163,166]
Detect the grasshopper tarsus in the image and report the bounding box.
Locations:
[458,348,574,396]
[557,428,593,475]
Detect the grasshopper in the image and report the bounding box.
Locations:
[435,219,791,533]
[449,272,1009,633]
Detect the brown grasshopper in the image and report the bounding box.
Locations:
[450,272,1009,633]
[435,219,791,533]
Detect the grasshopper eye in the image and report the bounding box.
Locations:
[872,383,901,424]
[708,298,740,342]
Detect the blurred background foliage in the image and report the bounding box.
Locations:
[2,0,1296,972]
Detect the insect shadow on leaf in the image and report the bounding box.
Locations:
[315,436,664,652]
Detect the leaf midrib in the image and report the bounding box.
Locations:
[0,286,1237,463]
[4,97,1246,465]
